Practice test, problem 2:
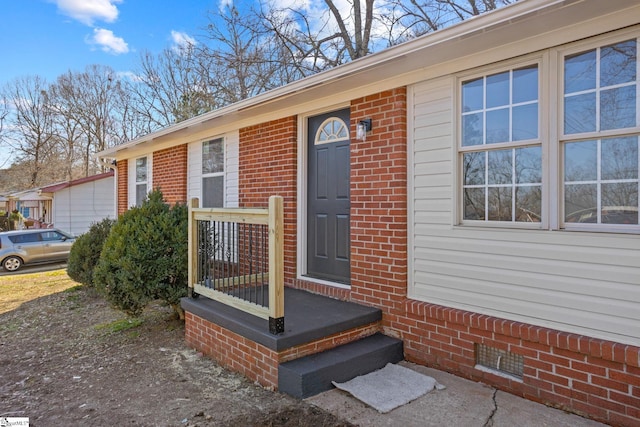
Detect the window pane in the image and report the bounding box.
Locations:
[565,49,596,94]
[203,139,224,174]
[488,149,512,185]
[602,182,638,224]
[463,152,485,185]
[462,112,483,146]
[600,86,636,131]
[136,183,147,207]
[565,140,597,181]
[600,40,636,87]
[515,146,542,184]
[464,188,485,220]
[513,66,538,103]
[135,157,147,182]
[488,187,512,221]
[203,176,224,208]
[462,78,483,112]
[512,103,538,141]
[565,183,597,223]
[486,71,510,108]
[602,137,638,180]
[564,93,596,134]
[515,186,541,222]
[486,108,509,144]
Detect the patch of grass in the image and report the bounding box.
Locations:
[95,317,144,334]
[0,268,79,314]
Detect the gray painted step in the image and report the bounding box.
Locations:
[278,333,404,398]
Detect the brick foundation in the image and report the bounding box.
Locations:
[184,311,381,389]
[400,300,640,426]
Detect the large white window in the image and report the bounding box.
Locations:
[562,38,639,228]
[460,64,542,223]
[202,138,224,208]
[458,33,640,232]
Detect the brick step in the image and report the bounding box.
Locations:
[278,333,404,398]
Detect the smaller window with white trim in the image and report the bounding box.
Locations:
[135,157,148,207]
[202,138,224,208]
[460,64,542,224]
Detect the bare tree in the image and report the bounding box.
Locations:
[126,44,216,128]
[2,76,58,187]
[258,0,375,74]
[52,65,126,176]
[0,93,11,169]
[383,0,515,44]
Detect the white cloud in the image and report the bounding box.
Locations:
[88,28,129,54]
[171,31,197,49]
[54,0,122,26]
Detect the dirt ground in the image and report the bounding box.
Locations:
[0,273,354,426]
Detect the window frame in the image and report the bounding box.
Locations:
[201,137,225,208]
[558,31,640,233]
[457,56,546,229]
[134,155,150,207]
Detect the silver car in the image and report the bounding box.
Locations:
[0,229,75,272]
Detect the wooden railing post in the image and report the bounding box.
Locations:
[188,198,199,298]
[268,195,285,334]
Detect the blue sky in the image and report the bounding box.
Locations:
[0,0,216,85]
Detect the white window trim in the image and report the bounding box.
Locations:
[129,155,152,208]
[201,137,226,208]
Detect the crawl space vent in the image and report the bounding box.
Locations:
[475,344,523,379]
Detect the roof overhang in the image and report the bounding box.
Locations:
[97,0,640,160]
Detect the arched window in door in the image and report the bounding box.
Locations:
[315,117,349,145]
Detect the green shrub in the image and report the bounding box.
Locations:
[67,218,116,286]
[93,190,188,318]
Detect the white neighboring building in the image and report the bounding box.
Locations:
[40,171,115,236]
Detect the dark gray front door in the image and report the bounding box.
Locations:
[307,109,350,284]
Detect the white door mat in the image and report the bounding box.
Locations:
[332,363,446,413]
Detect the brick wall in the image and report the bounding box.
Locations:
[349,89,408,319]
[185,311,380,389]
[239,117,298,286]
[402,300,640,426]
[116,158,128,215]
[152,145,188,205]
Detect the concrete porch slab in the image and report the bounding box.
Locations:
[181,287,381,352]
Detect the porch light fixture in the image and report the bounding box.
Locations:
[356,118,372,141]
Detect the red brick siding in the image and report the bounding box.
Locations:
[116,158,128,215]
[152,145,188,205]
[349,89,408,320]
[185,312,279,388]
[239,117,298,286]
[402,301,640,426]
[185,311,380,388]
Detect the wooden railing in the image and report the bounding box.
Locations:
[187,196,284,334]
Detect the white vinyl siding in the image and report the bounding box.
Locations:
[187,131,239,208]
[51,176,115,236]
[409,75,640,346]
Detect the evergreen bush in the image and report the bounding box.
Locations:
[93,189,188,318]
[67,218,116,286]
